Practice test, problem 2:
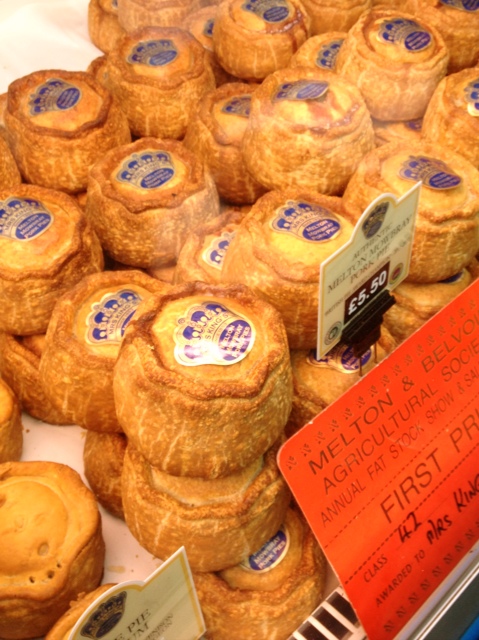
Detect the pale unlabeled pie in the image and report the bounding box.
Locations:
[4,69,131,194]
[0,461,105,639]
[113,282,293,478]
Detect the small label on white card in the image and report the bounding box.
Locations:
[317,182,420,358]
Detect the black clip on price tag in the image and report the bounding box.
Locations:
[341,289,395,367]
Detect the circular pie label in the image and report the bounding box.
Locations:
[29,78,81,115]
[203,18,215,38]
[405,118,423,131]
[240,527,289,573]
[127,39,178,67]
[465,79,479,117]
[85,289,144,345]
[173,301,256,366]
[221,95,252,118]
[399,156,462,190]
[116,150,176,190]
[241,0,291,23]
[0,197,53,241]
[271,200,342,243]
[315,38,344,70]
[440,271,465,284]
[307,343,372,373]
[377,18,432,52]
[439,0,479,10]
[202,230,236,270]
[273,79,329,102]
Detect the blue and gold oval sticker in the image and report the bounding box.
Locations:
[271,200,341,243]
[85,289,144,345]
[399,156,462,190]
[242,0,291,23]
[128,39,178,67]
[29,78,81,115]
[0,197,53,241]
[174,301,255,366]
[377,18,432,52]
[465,78,479,117]
[116,150,176,190]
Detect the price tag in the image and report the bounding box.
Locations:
[279,278,479,640]
[69,548,205,640]
[317,183,420,358]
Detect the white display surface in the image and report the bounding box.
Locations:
[0,0,100,95]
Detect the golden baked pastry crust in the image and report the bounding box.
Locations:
[221,189,354,349]
[422,68,479,172]
[0,136,21,188]
[212,0,311,81]
[342,141,479,283]
[38,269,170,432]
[241,67,375,195]
[45,584,116,640]
[0,378,22,463]
[174,207,249,285]
[0,461,105,640]
[289,32,347,71]
[403,0,479,73]
[85,137,220,269]
[286,329,396,437]
[183,5,235,86]
[183,82,267,205]
[117,0,191,31]
[121,440,291,572]
[372,117,423,147]
[298,0,371,36]
[0,184,104,335]
[83,431,127,519]
[104,26,215,139]
[384,269,473,344]
[88,0,125,53]
[0,333,71,426]
[4,69,131,194]
[194,508,326,640]
[335,8,449,121]
[113,282,293,478]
